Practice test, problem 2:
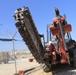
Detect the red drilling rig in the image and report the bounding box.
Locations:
[14,7,76,72]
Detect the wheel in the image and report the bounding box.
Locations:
[70,48,76,68]
[70,58,76,68]
[73,48,76,68]
[70,61,74,67]
[42,57,52,72]
[42,64,52,72]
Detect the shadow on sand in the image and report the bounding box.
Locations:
[52,63,76,75]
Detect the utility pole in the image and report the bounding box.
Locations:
[12,32,17,74]
[8,32,17,74]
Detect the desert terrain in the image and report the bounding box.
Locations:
[0,59,52,75]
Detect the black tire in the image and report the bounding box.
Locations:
[70,61,74,67]
[43,64,52,72]
[70,48,76,68]
[73,49,76,68]
[70,59,76,68]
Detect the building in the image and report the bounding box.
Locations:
[0,52,10,64]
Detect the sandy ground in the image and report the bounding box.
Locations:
[29,69,52,75]
[0,59,52,75]
[0,59,39,75]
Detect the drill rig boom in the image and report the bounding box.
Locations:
[14,7,45,63]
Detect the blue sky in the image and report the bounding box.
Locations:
[0,0,76,51]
